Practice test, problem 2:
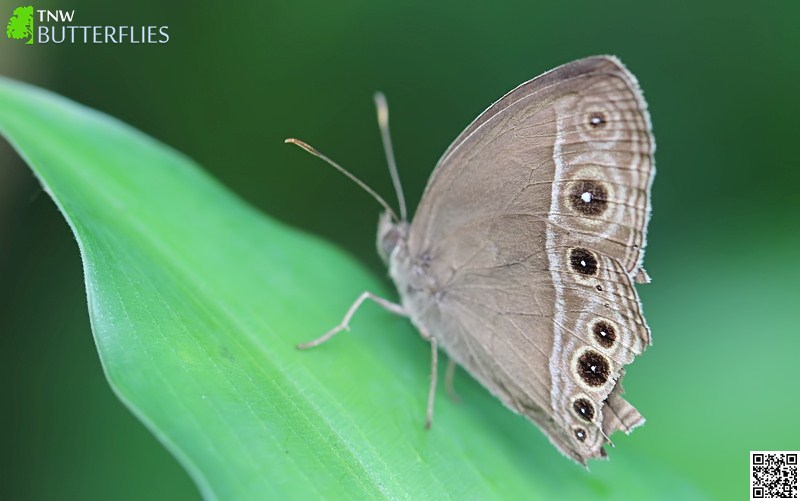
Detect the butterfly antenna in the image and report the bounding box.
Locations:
[284,138,398,221]
[374,92,408,221]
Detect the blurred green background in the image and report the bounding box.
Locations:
[1,1,797,499]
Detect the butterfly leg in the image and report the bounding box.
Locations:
[415,325,440,429]
[444,358,461,404]
[425,336,438,430]
[296,291,407,349]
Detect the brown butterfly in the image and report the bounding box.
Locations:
[288,55,655,464]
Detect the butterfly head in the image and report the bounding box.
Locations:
[377,211,408,265]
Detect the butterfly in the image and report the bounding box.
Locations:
[287,55,655,464]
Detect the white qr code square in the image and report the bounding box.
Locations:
[751,451,798,499]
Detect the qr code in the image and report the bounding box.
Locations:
[751,451,798,499]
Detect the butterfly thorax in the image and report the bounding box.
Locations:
[377,211,441,334]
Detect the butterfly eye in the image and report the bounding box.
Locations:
[572,398,595,422]
[574,428,588,442]
[592,320,617,348]
[588,111,607,128]
[576,350,610,387]
[569,248,599,276]
[569,180,609,216]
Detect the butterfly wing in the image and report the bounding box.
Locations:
[400,56,655,463]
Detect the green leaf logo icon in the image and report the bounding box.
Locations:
[7,6,34,45]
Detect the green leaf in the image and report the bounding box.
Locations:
[0,77,704,499]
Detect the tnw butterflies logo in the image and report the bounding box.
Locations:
[4,6,169,45]
[6,5,34,45]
